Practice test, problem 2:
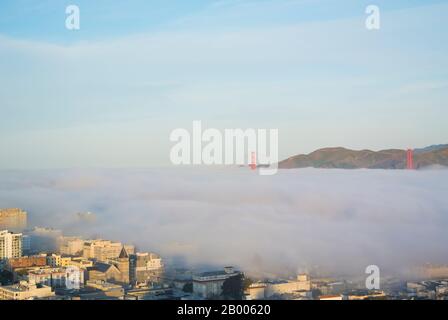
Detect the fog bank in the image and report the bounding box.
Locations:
[1,168,447,278]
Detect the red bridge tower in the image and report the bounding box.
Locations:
[406,149,414,170]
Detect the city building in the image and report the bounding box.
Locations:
[84,280,124,298]
[4,255,48,282]
[416,264,448,280]
[245,283,267,300]
[22,235,31,255]
[130,252,164,285]
[83,239,134,262]
[5,255,47,272]
[27,267,74,289]
[125,284,173,300]
[109,247,130,285]
[319,294,346,300]
[47,254,72,267]
[0,230,22,261]
[192,266,240,299]
[59,237,84,256]
[68,257,94,270]
[0,209,27,232]
[87,248,130,286]
[245,274,312,300]
[265,274,312,297]
[405,280,448,299]
[346,290,387,300]
[0,280,54,300]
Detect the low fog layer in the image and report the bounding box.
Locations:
[1,168,447,278]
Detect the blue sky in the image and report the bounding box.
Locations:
[0,0,447,169]
[0,0,445,42]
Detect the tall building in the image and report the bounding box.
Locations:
[0,209,27,232]
[22,235,31,255]
[0,230,22,261]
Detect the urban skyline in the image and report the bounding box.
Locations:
[2,207,448,301]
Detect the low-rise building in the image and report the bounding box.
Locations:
[69,256,94,269]
[5,255,47,272]
[27,267,82,289]
[246,274,312,300]
[319,294,346,300]
[88,248,129,286]
[193,266,240,299]
[47,254,72,267]
[346,290,387,300]
[85,280,124,298]
[0,280,54,300]
[0,209,27,232]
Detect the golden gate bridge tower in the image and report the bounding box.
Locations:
[406,149,414,170]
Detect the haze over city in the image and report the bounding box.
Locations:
[1,168,448,277]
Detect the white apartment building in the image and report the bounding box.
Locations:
[27,267,83,289]
[0,230,22,261]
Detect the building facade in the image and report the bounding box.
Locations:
[130,252,164,284]
[5,255,47,271]
[59,237,85,256]
[0,230,22,261]
[0,281,54,300]
[0,209,27,232]
[193,267,240,299]
[27,268,68,288]
[47,254,73,267]
[83,240,134,262]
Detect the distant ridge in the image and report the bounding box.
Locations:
[279,145,448,170]
[414,144,448,154]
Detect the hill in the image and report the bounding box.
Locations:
[279,145,448,169]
